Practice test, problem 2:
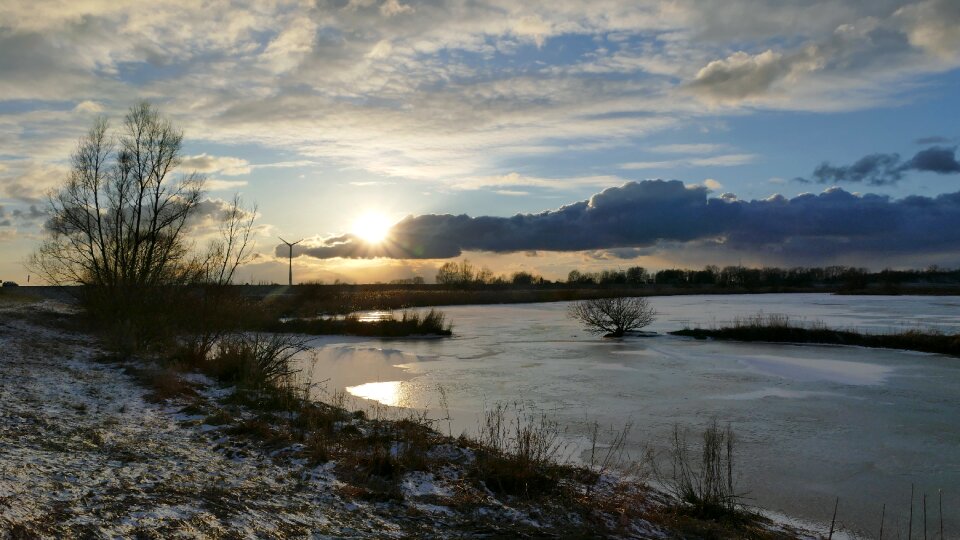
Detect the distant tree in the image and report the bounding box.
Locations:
[475,266,495,285]
[435,259,476,285]
[568,296,656,337]
[398,276,425,285]
[655,269,686,286]
[567,269,596,285]
[599,269,627,284]
[625,266,648,284]
[511,271,537,285]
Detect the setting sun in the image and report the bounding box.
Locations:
[352,212,392,244]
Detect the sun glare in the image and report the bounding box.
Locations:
[352,212,392,244]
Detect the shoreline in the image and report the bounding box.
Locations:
[0,296,819,539]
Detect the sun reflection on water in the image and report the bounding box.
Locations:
[345,380,408,407]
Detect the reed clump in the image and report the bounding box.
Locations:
[671,313,960,357]
[270,308,452,337]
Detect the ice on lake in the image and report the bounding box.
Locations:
[296,294,960,537]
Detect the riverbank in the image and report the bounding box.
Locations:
[0,297,815,538]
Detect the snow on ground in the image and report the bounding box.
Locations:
[0,301,413,538]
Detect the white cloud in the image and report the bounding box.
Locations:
[649,143,728,154]
[380,0,414,17]
[620,153,756,170]
[180,154,251,176]
[690,153,757,166]
[0,160,69,202]
[73,100,104,113]
[895,0,960,61]
[0,0,956,200]
[703,178,723,191]
[454,172,628,191]
[205,178,249,191]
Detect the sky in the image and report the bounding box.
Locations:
[1,0,959,284]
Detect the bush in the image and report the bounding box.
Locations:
[568,296,656,337]
[203,333,310,390]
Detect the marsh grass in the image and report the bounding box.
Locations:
[270,308,452,337]
[671,313,960,357]
[469,402,573,498]
[664,420,739,518]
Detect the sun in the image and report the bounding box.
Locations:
[352,212,392,244]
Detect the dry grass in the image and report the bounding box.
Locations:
[123,365,199,403]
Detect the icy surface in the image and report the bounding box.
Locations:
[300,294,960,538]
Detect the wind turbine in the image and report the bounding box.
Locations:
[279,237,303,286]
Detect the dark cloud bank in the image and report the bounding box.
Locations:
[799,146,960,185]
[281,180,960,266]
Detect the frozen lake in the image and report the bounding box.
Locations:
[296,294,960,537]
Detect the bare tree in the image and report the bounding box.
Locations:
[568,296,656,337]
[204,194,257,286]
[32,101,205,289]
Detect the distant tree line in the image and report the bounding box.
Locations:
[428,260,960,290]
[435,260,546,286]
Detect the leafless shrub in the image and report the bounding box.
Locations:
[569,296,656,337]
[588,420,633,477]
[472,402,570,496]
[662,420,740,517]
[206,333,309,389]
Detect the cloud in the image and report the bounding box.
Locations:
[915,136,950,145]
[11,204,46,223]
[801,146,960,185]
[686,49,800,102]
[205,179,249,191]
[895,0,960,60]
[453,172,629,191]
[283,179,960,265]
[621,153,756,170]
[189,197,255,225]
[904,146,960,174]
[649,144,728,154]
[0,161,69,202]
[685,0,960,107]
[73,100,104,113]
[0,0,957,196]
[702,178,723,191]
[180,154,251,176]
[380,0,414,17]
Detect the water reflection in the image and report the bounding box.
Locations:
[355,310,394,322]
[346,380,407,407]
